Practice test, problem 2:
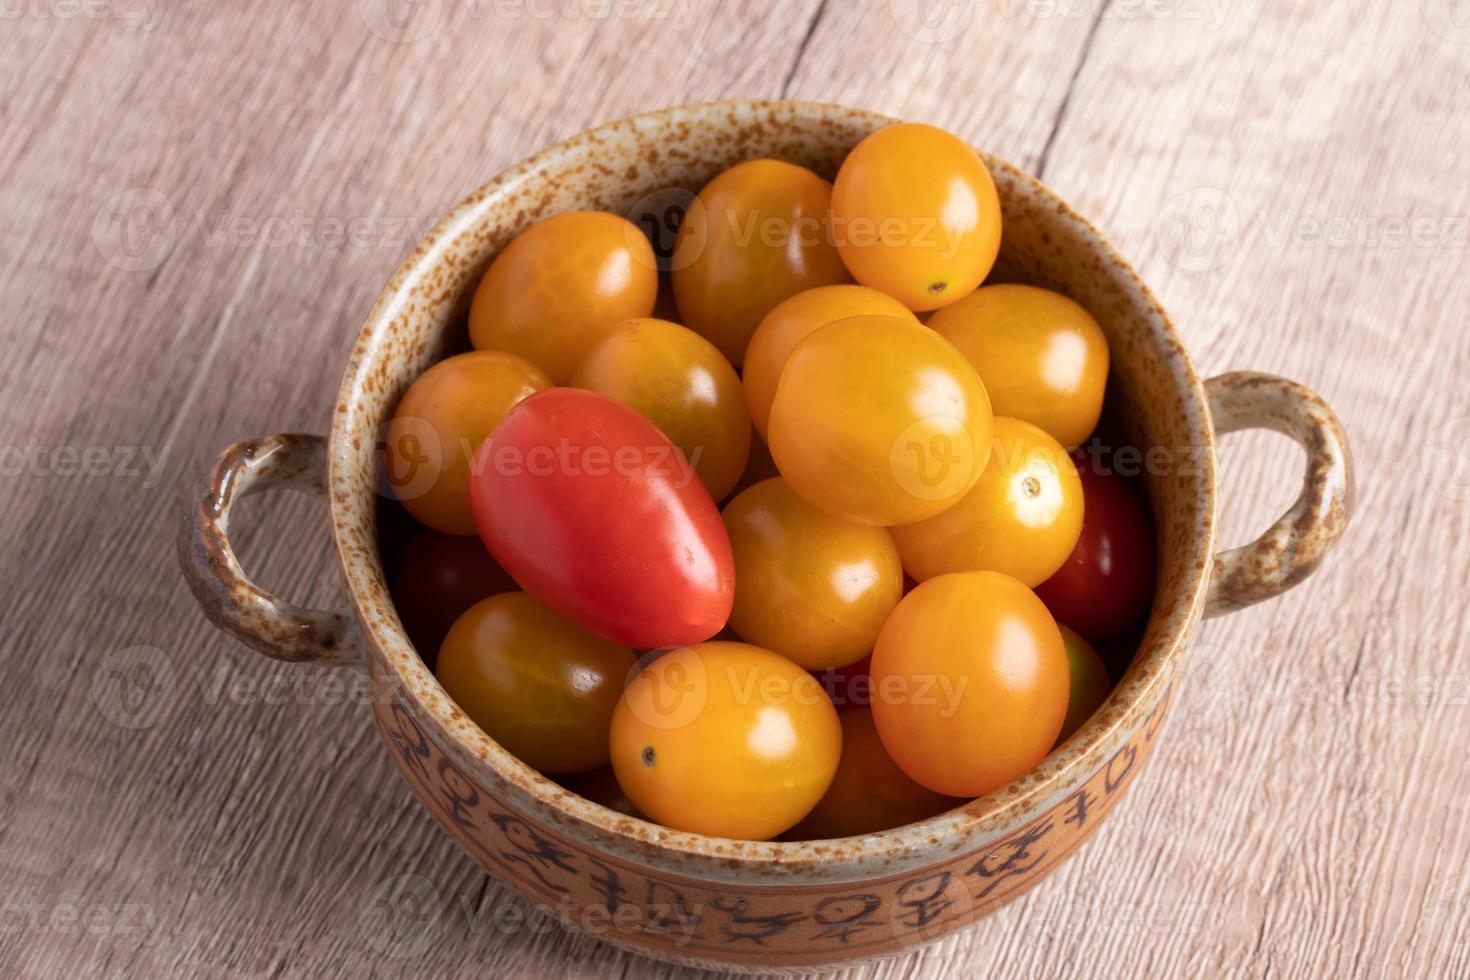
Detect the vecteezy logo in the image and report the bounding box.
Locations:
[1174,639,1241,735]
[92,188,176,273]
[92,646,178,730]
[625,186,700,274]
[357,0,444,43]
[374,416,443,502]
[890,416,977,502]
[623,649,708,730]
[1424,415,1470,502]
[1423,0,1470,43]
[360,874,442,958]
[1155,186,1242,273]
[887,0,975,43]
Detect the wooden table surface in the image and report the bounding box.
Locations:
[3,1,1468,976]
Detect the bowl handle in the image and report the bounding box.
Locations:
[178,433,362,665]
[1203,372,1354,618]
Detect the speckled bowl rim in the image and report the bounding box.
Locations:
[329,100,1215,881]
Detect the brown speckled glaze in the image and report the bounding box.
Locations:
[178,101,1354,971]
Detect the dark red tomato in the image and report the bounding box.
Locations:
[1035,454,1155,641]
[468,387,734,649]
[389,529,516,660]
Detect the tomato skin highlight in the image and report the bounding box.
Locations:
[468,388,734,649]
[1034,454,1156,642]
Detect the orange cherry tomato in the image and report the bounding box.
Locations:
[928,284,1109,448]
[609,642,841,840]
[389,529,516,658]
[385,351,550,534]
[469,210,658,383]
[436,592,636,774]
[890,416,1083,587]
[743,284,918,440]
[768,314,993,526]
[572,317,751,500]
[870,571,1069,797]
[785,708,960,839]
[672,159,851,366]
[722,478,902,670]
[1057,625,1111,744]
[831,123,1002,312]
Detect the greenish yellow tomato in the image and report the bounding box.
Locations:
[890,416,1083,587]
[672,159,851,366]
[609,642,842,840]
[767,314,993,526]
[436,592,636,774]
[743,284,918,440]
[722,477,902,670]
[928,284,1109,448]
[571,317,751,500]
[830,123,1002,311]
[469,210,659,383]
[1057,624,1112,744]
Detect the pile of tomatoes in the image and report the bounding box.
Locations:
[382,122,1155,842]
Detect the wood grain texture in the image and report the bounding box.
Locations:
[1,0,1466,976]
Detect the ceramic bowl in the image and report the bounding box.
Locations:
[179,100,1353,971]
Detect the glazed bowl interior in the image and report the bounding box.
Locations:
[331,101,1214,878]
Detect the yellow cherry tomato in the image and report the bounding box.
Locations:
[722,478,902,670]
[785,709,960,839]
[768,314,993,526]
[1057,625,1112,744]
[469,210,658,383]
[928,284,1109,448]
[870,571,1069,797]
[890,417,1083,587]
[831,123,1002,311]
[571,317,751,500]
[436,592,637,775]
[671,159,851,366]
[386,351,550,534]
[743,285,918,440]
[609,641,841,840]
